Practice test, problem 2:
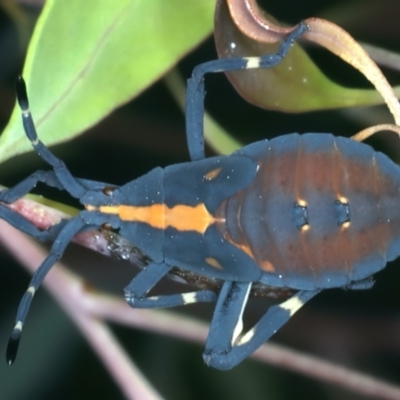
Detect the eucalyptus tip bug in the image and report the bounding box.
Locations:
[3,21,400,370]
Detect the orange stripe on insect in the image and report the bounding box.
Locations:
[87,203,218,234]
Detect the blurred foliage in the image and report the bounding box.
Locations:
[215,0,400,113]
[0,0,215,163]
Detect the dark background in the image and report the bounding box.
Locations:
[0,1,400,399]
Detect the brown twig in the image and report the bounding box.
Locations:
[0,219,163,400]
[362,42,400,72]
[1,219,400,399]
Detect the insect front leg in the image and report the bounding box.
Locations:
[0,170,69,241]
[0,170,66,204]
[0,172,109,242]
[0,203,68,242]
[203,283,320,370]
[124,262,218,309]
[0,171,75,240]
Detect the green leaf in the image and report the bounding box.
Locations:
[215,0,400,117]
[0,0,214,163]
[224,42,390,112]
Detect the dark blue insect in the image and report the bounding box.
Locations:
[3,22,400,370]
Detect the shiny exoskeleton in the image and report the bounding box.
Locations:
[3,22,398,371]
[216,133,400,290]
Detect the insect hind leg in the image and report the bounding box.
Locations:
[204,285,320,370]
[185,22,308,161]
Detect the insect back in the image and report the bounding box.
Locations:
[162,153,262,282]
[216,133,400,290]
[88,151,261,282]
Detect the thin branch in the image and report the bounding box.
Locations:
[3,195,115,256]
[1,220,400,399]
[85,295,400,400]
[71,315,163,400]
[1,193,150,265]
[363,42,400,72]
[0,220,163,400]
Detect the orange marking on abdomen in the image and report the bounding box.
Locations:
[87,203,217,234]
[204,167,222,181]
[260,260,276,272]
[205,257,224,270]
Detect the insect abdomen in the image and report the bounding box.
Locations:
[216,133,400,290]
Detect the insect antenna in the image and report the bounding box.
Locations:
[6,79,92,364]
[16,76,86,199]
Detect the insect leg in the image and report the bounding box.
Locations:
[0,173,111,245]
[124,262,218,308]
[0,171,67,204]
[204,287,320,370]
[203,281,251,367]
[185,22,308,161]
[6,215,95,365]
[346,278,374,290]
[0,203,68,242]
[0,170,107,202]
[16,77,86,199]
